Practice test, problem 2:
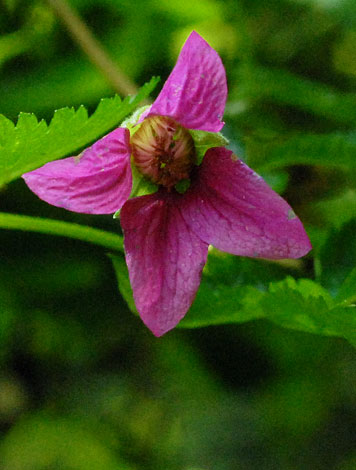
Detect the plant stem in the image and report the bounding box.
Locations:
[0,212,124,252]
[47,0,138,96]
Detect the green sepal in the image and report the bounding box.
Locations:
[175,179,191,194]
[189,129,229,165]
[113,161,158,219]
[121,105,150,136]
[130,161,158,196]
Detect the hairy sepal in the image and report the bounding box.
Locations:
[121,105,150,136]
[189,129,229,165]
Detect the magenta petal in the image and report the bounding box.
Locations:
[23,128,132,214]
[121,191,208,336]
[147,31,227,132]
[182,148,312,259]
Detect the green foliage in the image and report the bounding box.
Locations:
[111,250,293,327]
[253,132,356,171]
[333,30,356,78]
[189,130,229,164]
[0,3,54,68]
[318,219,356,295]
[336,268,356,305]
[112,226,356,346]
[0,414,131,469]
[261,277,356,347]
[112,249,356,347]
[127,160,158,201]
[0,279,16,362]
[0,77,158,187]
[235,64,356,126]
[1,1,356,468]
[110,254,138,315]
[258,169,289,194]
[180,251,293,327]
[312,189,356,229]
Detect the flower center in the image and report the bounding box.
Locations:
[131,115,196,189]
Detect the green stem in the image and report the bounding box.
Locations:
[47,0,138,96]
[0,212,124,252]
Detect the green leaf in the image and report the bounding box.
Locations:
[111,249,299,328]
[236,64,356,125]
[318,219,356,295]
[0,414,131,470]
[333,30,356,78]
[270,277,334,307]
[189,130,229,164]
[111,250,355,346]
[254,132,356,171]
[110,254,138,315]
[181,284,265,328]
[258,169,289,194]
[0,77,159,187]
[261,277,356,346]
[335,268,356,305]
[312,189,356,229]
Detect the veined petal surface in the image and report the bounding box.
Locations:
[121,191,208,336]
[147,31,227,132]
[182,148,312,259]
[23,128,132,214]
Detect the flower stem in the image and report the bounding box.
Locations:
[0,212,124,252]
[47,0,138,96]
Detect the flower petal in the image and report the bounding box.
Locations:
[23,128,132,214]
[121,191,208,336]
[147,31,227,132]
[182,148,312,259]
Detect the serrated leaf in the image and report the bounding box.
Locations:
[111,250,355,345]
[111,249,298,329]
[181,284,265,328]
[0,114,15,136]
[269,277,334,306]
[0,77,159,187]
[261,277,356,346]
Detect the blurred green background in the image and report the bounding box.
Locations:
[0,0,355,469]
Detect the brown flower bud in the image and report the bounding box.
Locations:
[131,115,195,189]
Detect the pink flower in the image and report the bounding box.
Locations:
[23,32,311,336]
